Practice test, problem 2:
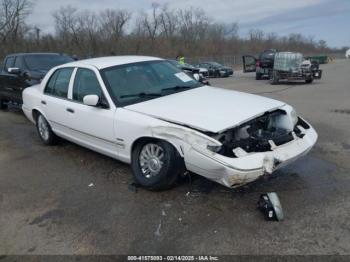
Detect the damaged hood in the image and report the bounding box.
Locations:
[125,86,285,133]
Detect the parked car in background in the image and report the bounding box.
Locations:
[168,60,210,85]
[195,65,209,77]
[0,53,74,109]
[195,62,234,78]
[22,56,317,191]
[270,52,322,84]
[346,49,350,59]
[243,49,277,80]
[305,55,329,64]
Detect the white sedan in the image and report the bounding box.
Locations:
[22,56,318,190]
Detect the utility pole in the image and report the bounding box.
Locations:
[34,27,41,43]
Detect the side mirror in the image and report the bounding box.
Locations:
[193,73,200,81]
[83,95,99,107]
[8,67,21,75]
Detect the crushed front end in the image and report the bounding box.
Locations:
[184,105,318,188]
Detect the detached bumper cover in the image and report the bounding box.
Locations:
[185,123,318,188]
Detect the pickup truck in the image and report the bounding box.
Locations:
[0,53,74,109]
[243,49,277,80]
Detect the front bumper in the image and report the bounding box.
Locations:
[219,71,231,77]
[185,121,318,188]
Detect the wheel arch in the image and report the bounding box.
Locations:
[131,136,184,160]
[31,108,47,124]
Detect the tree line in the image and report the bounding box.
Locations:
[0,0,347,63]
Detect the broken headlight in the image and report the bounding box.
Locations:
[290,109,298,126]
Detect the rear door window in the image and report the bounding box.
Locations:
[14,56,25,70]
[45,68,74,98]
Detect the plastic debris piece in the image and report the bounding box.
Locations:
[257,192,284,221]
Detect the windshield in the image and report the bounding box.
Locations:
[101,60,202,107]
[260,50,276,61]
[168,60,182,68]
[24,55,74,71]
[209,62,223,67]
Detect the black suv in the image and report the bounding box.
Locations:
[0,53,74,108]
[243,49,277,80]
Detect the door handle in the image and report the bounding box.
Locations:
[41,100,46,105]
[66,108,75,114]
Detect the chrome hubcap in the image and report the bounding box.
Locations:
[38,115,49,141]
[139,143,164,178]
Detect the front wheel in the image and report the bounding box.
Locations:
[131,140,185,191]
[36,114,59,145]
[305,78,313,84]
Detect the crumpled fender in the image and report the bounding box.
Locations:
[150,126,221,158]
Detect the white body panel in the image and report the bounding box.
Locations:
[125,86,285,133]
[22,56,318,188]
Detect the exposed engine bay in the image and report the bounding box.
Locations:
[209,110,310,158]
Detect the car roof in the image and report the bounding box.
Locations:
[262,49,277,53]
[63,56,163,70]
[6,52,68,57]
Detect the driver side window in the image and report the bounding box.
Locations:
[4,57,15,71]
[73,68,102,103]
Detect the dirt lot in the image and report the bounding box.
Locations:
[0,60,350,255]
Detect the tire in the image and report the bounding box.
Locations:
[131,140,185,191]
[36,114,59,145]
[305,78,313,84]
[0,99,8,110]
[270,70,279,85]
[255,72,262,80]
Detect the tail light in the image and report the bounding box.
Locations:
[256,60,261,67]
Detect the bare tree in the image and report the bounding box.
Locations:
[53,6,82,51]
[100,9,130,42]
[140,3,161,49]
[158,6,178,39]
[0,0,32,44]
[0,2,336,62]
[177,7,210,51]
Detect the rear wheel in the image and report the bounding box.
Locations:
[256,72,262,80]
[0,99,8,110]
[36,114,59,145]
[270,70,280,85]
[131,140,184,191]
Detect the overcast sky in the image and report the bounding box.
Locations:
[27,0,350,48]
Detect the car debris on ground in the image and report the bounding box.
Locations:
[257,192,284,221]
